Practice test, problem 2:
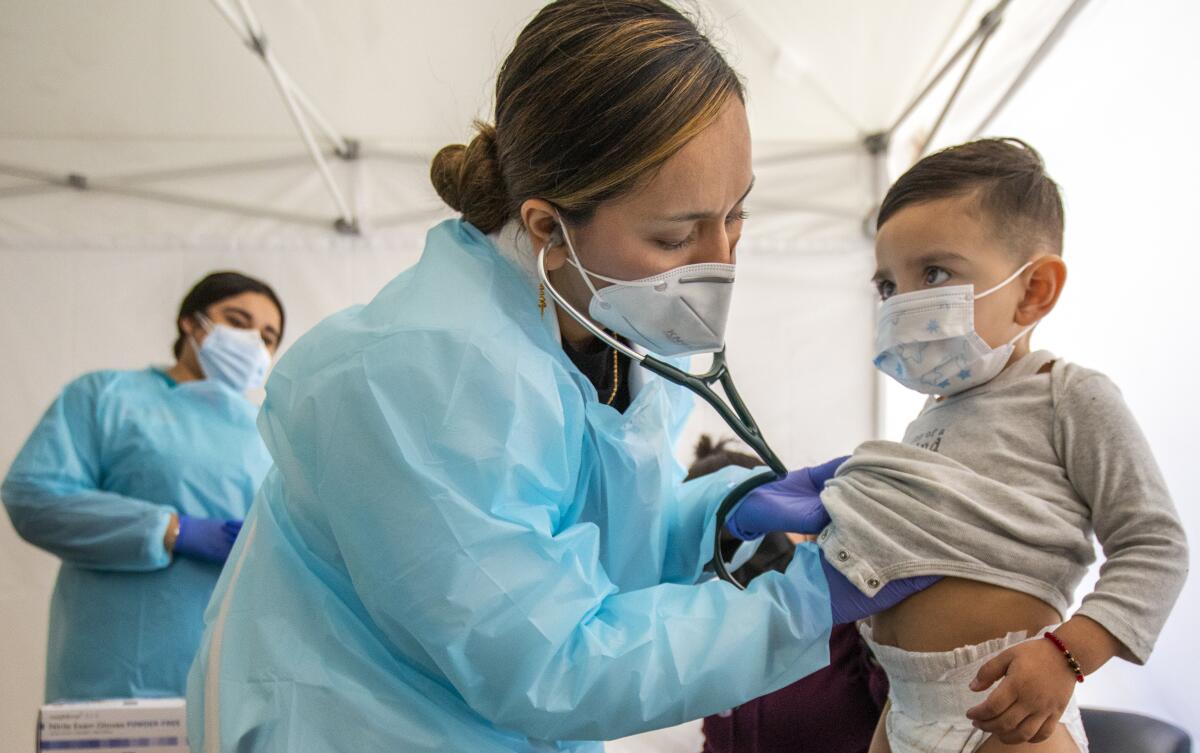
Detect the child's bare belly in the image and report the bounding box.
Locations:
[870,577,1062,651]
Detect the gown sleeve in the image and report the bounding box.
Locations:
[2,373,174,571]
[300,333,832,742]
[660,466,761,583]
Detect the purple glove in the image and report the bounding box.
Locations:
[174,515,243,564]
[821,554,940,624]
[725,455,849,540]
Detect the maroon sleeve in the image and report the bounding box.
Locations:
[701,624,888,753]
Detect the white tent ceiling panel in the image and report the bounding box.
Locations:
[2,1,1080,148]
[2,1,542,141]
[718,0,979,138]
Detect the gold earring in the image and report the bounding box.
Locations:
[538,283,546,317]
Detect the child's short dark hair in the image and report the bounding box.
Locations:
[877,138,1064,257]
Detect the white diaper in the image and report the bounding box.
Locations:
[859,621,1089,753]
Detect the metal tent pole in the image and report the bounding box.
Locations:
[971,0,1093,138]
[885,0,1011,140]
[103,152,318,185]
[917,12,1003,156]
[0,159,330,226]
[209,0,359,233]
[224,0,356,159]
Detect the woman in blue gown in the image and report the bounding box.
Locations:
[187,3,931,751]
[3,271,284,701]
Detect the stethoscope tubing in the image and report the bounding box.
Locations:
[537,242,786,589]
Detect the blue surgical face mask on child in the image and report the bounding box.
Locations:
[191,313,271,393]
[873,262,1034,396]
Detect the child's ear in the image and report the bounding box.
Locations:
[1015,253,1067,326]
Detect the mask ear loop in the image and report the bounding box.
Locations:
[975,261,1038,347]
[1007,322,1037,347]
[537,240,644,363]
[187,312,214,357]
[975,260,1034,300]
[552,210,606,299]
[551,209,680,289]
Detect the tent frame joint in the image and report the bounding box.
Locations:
[66,173,89,190]
[336,138,361,161]
[862,131,890,156]
[334,217,361,235]
[247,33,268,58]
[979,7,1005,33]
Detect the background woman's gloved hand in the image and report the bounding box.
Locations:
[174,515,243,563]
[822,556,940,624]
[725,455,849,540]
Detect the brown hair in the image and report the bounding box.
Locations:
[430,0,744,234]
[877,138,1065,256]
[684,435,760,481]
[173,271,284,359]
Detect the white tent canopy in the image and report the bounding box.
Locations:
[5,1,1196,748]
[0,0,1086,242]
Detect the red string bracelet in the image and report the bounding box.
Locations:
[1043,631,1085,683]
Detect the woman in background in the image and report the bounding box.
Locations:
[2,271,284,701]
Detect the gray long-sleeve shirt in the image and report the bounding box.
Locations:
[819,350,1187,663]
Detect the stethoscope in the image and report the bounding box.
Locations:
[537,240,787,590]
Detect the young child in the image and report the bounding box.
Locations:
[816,138,1188,753]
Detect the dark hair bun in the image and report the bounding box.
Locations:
[429,122,510,234]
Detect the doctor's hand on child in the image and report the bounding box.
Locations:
[966,616,1124,743]
[725,455,848,540]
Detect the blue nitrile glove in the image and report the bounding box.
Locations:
[725,455,850,540]
[821,554,940,624]
[174,515,243,564]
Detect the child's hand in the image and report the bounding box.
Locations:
[964,637,1077,743]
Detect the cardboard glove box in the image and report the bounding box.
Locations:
[36,698,187,752]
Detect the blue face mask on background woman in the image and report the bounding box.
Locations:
[873,262,1033,396]
[192,313,271,392]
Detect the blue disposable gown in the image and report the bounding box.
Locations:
[2,368,271,701]
[187,220,833,753]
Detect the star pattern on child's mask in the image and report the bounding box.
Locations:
[920,365,953,390]
[894,341,929,366]
[874,285,1016,395]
